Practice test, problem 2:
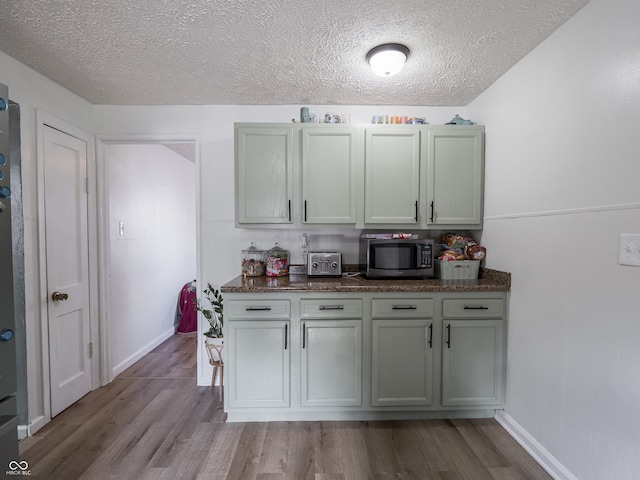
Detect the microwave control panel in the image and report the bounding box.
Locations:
[420,243,433,268]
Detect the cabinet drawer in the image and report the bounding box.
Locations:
[227,300,291,319]
[442,298,505,318]
[372,299,434,319]
[300,299,362,319]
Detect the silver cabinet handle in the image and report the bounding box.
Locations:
[463,305,489,310]
[392,305,417,310]
[246,306,271,311]
[319,305,344,310]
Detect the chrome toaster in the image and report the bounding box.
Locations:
[307,252,342,277]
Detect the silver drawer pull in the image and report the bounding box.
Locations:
[319,305,344,310]
[246,306,272,311]
[392,305,417,310]
[463,305,489,310]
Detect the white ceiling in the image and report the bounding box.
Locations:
[0,0,589,106]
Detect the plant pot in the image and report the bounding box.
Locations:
[205,336,224,362]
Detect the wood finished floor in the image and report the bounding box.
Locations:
[20,334,552,480]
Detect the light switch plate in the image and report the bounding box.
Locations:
[618,234,640,266]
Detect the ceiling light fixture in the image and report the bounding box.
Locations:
[366,43,410,77]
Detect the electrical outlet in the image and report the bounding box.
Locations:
[618,234,640,266]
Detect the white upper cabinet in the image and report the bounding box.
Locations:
[301,126,358,224]
[234,123,484,229]
[235,125,293,224]
[364,127,421,224]
[426,127,484,229]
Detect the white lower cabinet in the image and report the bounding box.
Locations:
[301,319,362,406]
[372,319,433,406]
[224,292,507,421]
[225,299,291,409]
[441,319,504,406]
[226,320,290,408]
[300,298,363,407]
[371,298,434,406]
[441,297,506,407]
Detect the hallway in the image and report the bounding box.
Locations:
[19,334,551,480]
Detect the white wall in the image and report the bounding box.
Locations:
[469,0,640,478]
[0,51,94,432]
[105,143,196,377]
[94,104,469,385]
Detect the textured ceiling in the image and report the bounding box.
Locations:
[0,0,589,106]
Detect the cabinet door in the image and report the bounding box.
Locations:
[236,125,293,224]
[372,319,433,406]
[301,320,361,406]
[364,127,420,224]
[426,127,484,228]
[441,319,503,406]
[301,127,357,224]
[227,320,290,408]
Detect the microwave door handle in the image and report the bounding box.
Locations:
[416,244,422,268]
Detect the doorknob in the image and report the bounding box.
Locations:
[51,291,69,302]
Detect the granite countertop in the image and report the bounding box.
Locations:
[221,268,510,293]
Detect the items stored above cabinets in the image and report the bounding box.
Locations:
[234,123,484,229]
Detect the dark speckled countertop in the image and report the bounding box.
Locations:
[221,267,510,293]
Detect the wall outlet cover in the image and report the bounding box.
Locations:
[618,234,640,267]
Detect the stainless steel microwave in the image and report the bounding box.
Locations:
[359,237,435,278]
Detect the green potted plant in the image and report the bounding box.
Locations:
[195,283,223,339]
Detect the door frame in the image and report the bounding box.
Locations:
[94,134,201,384]
[36,110,99,423]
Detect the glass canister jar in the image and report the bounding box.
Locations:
[265,243,289,277]
[241,242,265,277]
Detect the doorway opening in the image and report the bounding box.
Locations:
[100,140,198,382]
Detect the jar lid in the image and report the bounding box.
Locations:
[242,241,264,253]
[266,242,288,256]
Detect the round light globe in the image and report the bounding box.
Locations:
[367,44,409,77]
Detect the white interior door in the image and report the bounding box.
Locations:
[43,125,92,417]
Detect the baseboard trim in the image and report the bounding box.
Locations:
[111,327,175,378]
[26,415,48,436]
[494,411,578,480]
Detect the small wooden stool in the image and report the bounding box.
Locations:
[204,341,224,401]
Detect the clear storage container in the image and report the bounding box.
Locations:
[265,243,289,277]
[241,242,265,277]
